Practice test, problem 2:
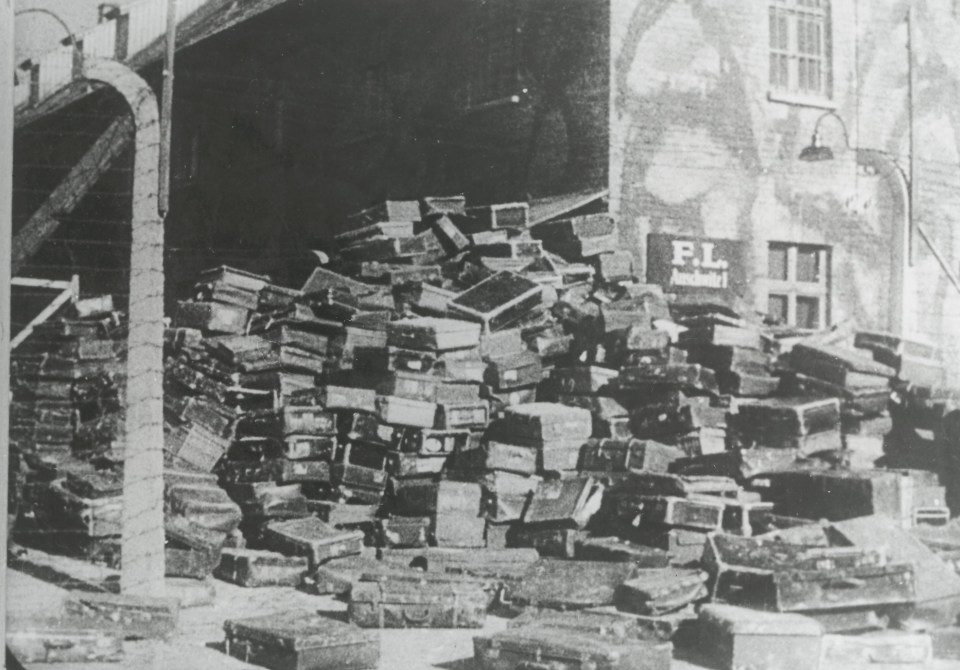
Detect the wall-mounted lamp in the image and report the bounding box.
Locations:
[798,110,851,162]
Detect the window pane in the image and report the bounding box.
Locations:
[768,294,789,324]
[769,10,777,48]
[768,245,789,280]
[796,296,820,329]
[796,248,820,282]
[778,15,789,49]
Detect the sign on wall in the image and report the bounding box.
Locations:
[646,233,746,295]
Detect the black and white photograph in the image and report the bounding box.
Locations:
[4,0,960,668]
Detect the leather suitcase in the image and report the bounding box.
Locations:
[477,238,544,259]
[165,516,225,579]
[683,343,772,374]
[484,351,543,391]
[698,604,823,670]
[237,407,337,438]
[593,250,635,282]
[377,516,432,548]
[386,317,481,352]
[703,533,915,616]
[511,525,583,558]
[431,214,471,252]
[217,548,308,587]
[348,577,487,628]
[579,439,683,473]
[345,199,421,227]
[387,452,446,477]
[354,345,441,375]
[396,428,470,455]
[6,618,124,663]
[420,195,466,217]
[224,609,379,670]
[195,281,261,310]
[435,400,489,430]
[619,363,719,394]
[483,440,539,475]
[375,395,436,428]
[465,202,530,231]
[821,630,931,665]
[259,325,333,357]
[389,477,440,516]
[547,366,619,395]
[633,495,726,532]
[669,448,801,482]
[500,402,593,443]
[448,272,543,332]
[616,568,709,615]
[165,484,243,533]
[526,325,574,360]
[524,476,604,527]
[173,300,250,334]
[257,282,303,311]
[434,480,485,547]
[474,626,671,670]
[197,265,269,292]
[342,413,393,447]
[217,459,331,485]
[64,470,123,499]
[734,396,840,439]
[533,213,616,239]
[717,370,780,397]
[44,478,122,537]
[164,395,235,438]
[574,536,671,567]
[63,592,179,640]
[306,385,376,413]
[512,559,639,609]
[264,516,364,568]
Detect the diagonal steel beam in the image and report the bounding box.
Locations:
[11,114,133,273]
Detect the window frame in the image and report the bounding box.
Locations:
[767,0,833,106]
[764,242,831,330]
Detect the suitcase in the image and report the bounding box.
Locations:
[475,625,671,670]
[195,281,261,310]
[305,385,377,413]
[166,484,243,533]
[217,459,331,485]
[348,577,487,628]
[449,272,543,332]
[669,448,801,482]
[533,213,616,239]
[698,604,823,670]
[632,495,726,532]
[259,325,333,357]
[820,631,931,665]
[435,400,489,430]
[435,480,486,548]
[702,533,915,616]
[63,592,179,640]
[396,428,470,455]
[579,439,683,473]
[224,609,380,670]
[216,547,308,587]
[511,559,639,610]
[501,403,593,443]
[593,250,635,282]
[44,478,122,537]
[619,363,718,394]
[524,476,604,527]
[342,413,393,447]
[482,440,539,475]
[197,265,269,292]
[548,366,619,395]
[616,568,709,615]
[386,317,481,352]
[377,516,432,548]
[717,370,780,397]
[165,515,225,578]
[389,477,440,516]
[431,214,471,252]
[64,470,123,499]
[465,202,529,231]
[375,395,436,428]
[683,343,772,374]
[484,351,543,391]
[346,199,421,227]
[679,323,765,350]
[510,525,583,558]
[574,536,671,567]
[378,547,538,589]
[6,618,124,663]
[387,452,446,477]
[173,300,250,334]
[640,527,710,566]
[264,516,364,568]
[237,407,337,438]
[734,396,841,439]
[355,345,441,375]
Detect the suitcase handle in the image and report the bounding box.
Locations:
[402,605,435,624]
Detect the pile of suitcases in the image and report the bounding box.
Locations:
[12,194,960,669]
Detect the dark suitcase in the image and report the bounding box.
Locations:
[387,452,447,477]
[734,396,841,438]
[482,440,539,475]
[218,458,331,485]
[631,495,726,532]
[790,342,895,378]
[348,576,487,628]
[619,363,718,394]
[702,533,915,616]
[435,400,489,430]
[396,428,470,455]
[484,351,543,391]
[448,272,543,332]
[474,626,671,670]
[173,300,250,334]
[579,439,683,473]
[165,515,225,578]
[524,476,604,527]
[500,402,593,443]
[237,407,337,438]
[259,325,333,357]
[6,618,124,663]
[389,477,440,516]
[224,609,380,670]
[195,281,261,310]
[465,202,529,231]
[511,559,639,610]
[63,592,179,640]
[511,525,583,558]
[547,366,619,395]
[64,470,123,499]
[431,214,471,252]
[264,516,364,568]
[386,317,481,352]
[747,469,907,522]
[669,448,801,482]
[342,413,393,447]
[346,199,421,227]
[697,604,823,670]
[216,547,308,587]
[165,484,243,534]
[306,385,377,413]
[717,370,780,397]
[615,568,708,615]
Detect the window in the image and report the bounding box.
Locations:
[769,0,831,99]
[467,0,522,107]
[765,242,830,329]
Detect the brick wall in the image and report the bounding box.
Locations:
[610,0,960,384]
